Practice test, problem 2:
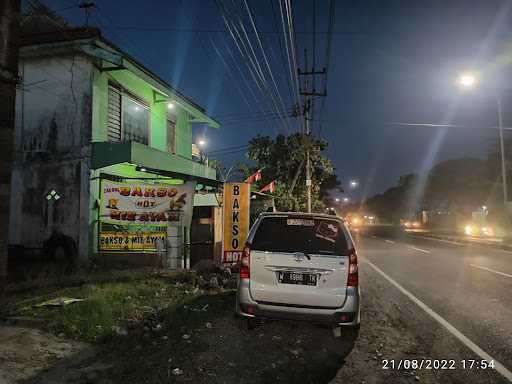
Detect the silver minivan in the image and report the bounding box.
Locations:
[236,212,360,335]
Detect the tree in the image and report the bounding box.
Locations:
[243,133,341,212]
[423,158,494,216]
[343,173,419,224]
[346,157,500,227]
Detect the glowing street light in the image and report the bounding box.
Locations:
[198,138,206,147]
[350,180,358,188]
[335,198,340,203]
[167,102,175,109]
[343,197,349,203]
[456,72,477,89]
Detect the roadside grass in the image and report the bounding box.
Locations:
[1,267,241,383]
[2,266,192,295]
[0,268,210,343]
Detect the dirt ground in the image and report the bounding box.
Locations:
[0,325,91,384]
[0,265,506,384]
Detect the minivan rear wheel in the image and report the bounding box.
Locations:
[238,317,256,331]
[328,324,360,359]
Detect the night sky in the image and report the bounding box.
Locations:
[31,0,512,200]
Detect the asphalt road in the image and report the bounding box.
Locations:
[4,229,512,384]
[332,231,512,383]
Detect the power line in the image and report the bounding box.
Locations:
[216,0,290,133]
[270,0,293,108]
[215,107,293,118]
[243,0,292,133]
[214,8,286,131]
[282,0,302,124]
[220,112,295,126]
[233,1,291,133]
[109,25,441,38]
[210,149,249,158]
[318,0,336,138]
[217,107,295,122]
[218,34,261,106]
[207,36,253,110]
[208,144,249,154]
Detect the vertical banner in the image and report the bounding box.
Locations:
[223,183,250,263]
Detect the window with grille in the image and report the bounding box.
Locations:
[107,86,121,142]
[107,84,149,145]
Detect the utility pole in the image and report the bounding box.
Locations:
[305,89,312,212]
[0,0,20,286]
[299,49,326,213]
[78,2,95,26]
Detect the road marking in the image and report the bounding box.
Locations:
[384,239,395,244]
[413,235,464,246]
[411,235,512,255]
[469,264,512,279]
[410,246,430,253]
[364,260,512,382]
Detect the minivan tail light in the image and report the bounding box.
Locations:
[347,250,358,287]
[240,243,251,279]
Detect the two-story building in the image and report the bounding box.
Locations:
[9,8,222,269]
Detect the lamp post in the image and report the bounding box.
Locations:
[496,95,508,215]
[457,72,509,223]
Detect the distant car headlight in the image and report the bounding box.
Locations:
[465,225,473,235]
[481,226,493,236]
[412,221,421,228]
[404,221,411,227]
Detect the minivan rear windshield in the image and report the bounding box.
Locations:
[251,216,350,255]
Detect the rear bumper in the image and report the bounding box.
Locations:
[235,279,361,326]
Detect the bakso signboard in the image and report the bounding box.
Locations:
[100,180,196,224]
[223,183,250,263]
[99,232,166,251]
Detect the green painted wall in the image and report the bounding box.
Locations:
[91,63,193,157]
[89,61,215,257]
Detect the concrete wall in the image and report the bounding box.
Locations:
[10,53,93,260]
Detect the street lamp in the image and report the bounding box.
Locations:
[198,138,206,147]
[350,180,358,188]
[456,72,477,89]
[457,72,508,223]
[335,198,340,203]
[343,197,349,203]
[457,72,508,222]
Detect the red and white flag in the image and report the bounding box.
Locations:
[245,169,262,184]
[258,180,276,193]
